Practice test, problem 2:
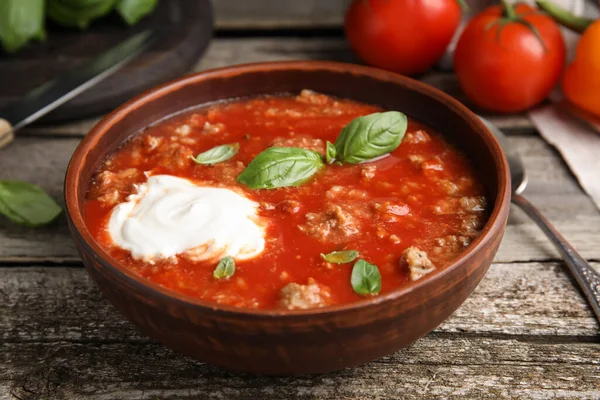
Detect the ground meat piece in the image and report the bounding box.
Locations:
[325,185,368,201]
[460,196,486,212]
[404,130,431,144]
[373,201,410,222]
[157,143,193,170]
[433,196,486,215]
[438,179,459,195]
[276,200,301,214]
[90,168,143,205]
[401,247,436,281]
[432,235,471,257]
[279,278,331,310]
[408,154,426,168]
[273,136,325,155]
[202,121,225,134]
[299,204,365,243]
[175,124,191,135]
[265,108,303,118]
[143,135,163,150]
[206,161,245,183]
[295,89,331,105]
[462,214,485,236]
[361,165,377,181]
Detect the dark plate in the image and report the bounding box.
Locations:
[0,0,213,122]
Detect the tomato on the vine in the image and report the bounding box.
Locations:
[344,0,462,76]
[454,3,566,113]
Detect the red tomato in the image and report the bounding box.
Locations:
[344,0,462,76]
[454,4,566,113]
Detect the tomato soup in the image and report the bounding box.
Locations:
[84,90,487,310]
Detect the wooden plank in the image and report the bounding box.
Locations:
[1,263,598,343]
[17,38,534,138]
[214,0,348,28]
[1,135,598,263]
[1,332,599,399]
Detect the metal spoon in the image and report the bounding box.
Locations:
[480,117,600,323]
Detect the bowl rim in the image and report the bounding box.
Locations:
[65,60,511,318]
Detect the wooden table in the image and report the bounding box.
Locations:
[1,4,599,399]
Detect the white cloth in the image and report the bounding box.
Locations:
[528,0,600,211]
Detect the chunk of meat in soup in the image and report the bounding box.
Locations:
[279,278,332,310]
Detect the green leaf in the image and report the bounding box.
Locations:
[325,141,336,164]
[47,0,117,30]
[116,0,158,25]
[213,256,236,280]
[334,111,407,164]
[237,147,324,189]
[0,181,62,227]
[351,259,382,295]
[0,0,45,53]
[191,143,239,165]
[321,250,359,264]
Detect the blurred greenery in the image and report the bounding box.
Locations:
[0,0,158,53]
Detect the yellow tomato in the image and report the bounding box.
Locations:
[562,20,600,116]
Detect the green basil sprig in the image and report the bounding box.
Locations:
[321,250,359,264]
[213,256,236,279]
[237,147,324,189]
[0,181,62,227]
[191,143,239,165]
[116,0,158,25]
[334,111,407,164]
[351,259,382,295]
[325,141,336,164]
[0,0,45,53]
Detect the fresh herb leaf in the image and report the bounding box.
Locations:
[321,250,359,264]
[191,143,239,165]
[237,146,324,189]
[47,0,118,30]
[0,181,62,227]
[0,0,45,53]
[334,111,407,164]
[116,0,158,25]
[325,141,336,164]
[351,259,382,295]
[213,256,236,279]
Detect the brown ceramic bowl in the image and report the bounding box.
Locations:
[65,61,511,375]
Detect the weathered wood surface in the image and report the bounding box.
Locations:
[1,264,599,399]
[214,0,349,28]
[1,263,598,342]
[2,338,599,400]
[2,23,600,399]
[20,38,534,137]
[1,135,598,263]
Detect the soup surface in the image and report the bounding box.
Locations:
[84,90,487,310]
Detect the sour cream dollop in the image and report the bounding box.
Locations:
[107,175,265,262]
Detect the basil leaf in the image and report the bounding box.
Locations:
[321,250,358,264]
[237,147,324,189]
[325,141,336,164]
[213,256,236,279]
[334,111,408,164]
[191,143,239,165]
[47,0,117,30]
[351,259,382,295]
[116,0,158,25]
[0,0,45,53]
[0,181,62,227]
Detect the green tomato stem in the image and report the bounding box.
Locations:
[535,0,594,33]
[500,0,517,19]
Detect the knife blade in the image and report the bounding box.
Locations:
[0,29,160,149]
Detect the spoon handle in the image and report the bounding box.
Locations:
[512,194,600,323]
